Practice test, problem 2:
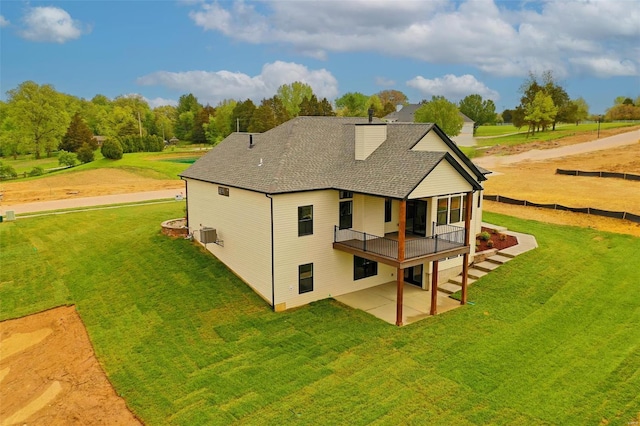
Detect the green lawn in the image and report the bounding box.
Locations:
[1,205,639,425]
[1,149,205,181]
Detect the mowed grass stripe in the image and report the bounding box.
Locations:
[0,205,638,425]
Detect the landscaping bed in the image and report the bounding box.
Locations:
[476,226,518,252]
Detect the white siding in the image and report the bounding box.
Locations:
[272,190,395,310]
[410,161,473,199]
[355,125,387,160]
[412,129,478,180]
[185,179,273,303]
[354,194,385,236]
[384,199,399,234]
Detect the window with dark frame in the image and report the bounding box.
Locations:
[384,198,392,223]
[298,205,313,236]
[299,263,313,294]
[218,186,229,196]
[354,256,378,280]
[339,200,353,229]
[449,195,462,223]
[437,198,448,225]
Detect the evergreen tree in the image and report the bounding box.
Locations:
[60,113,94,152]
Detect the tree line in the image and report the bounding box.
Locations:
[1,75,637,162]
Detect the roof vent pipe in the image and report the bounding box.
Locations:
[368,108,374,123]
[249,134,253,148]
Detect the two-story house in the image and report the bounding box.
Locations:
[180,116,488,325]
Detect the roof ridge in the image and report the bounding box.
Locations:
[267,118,297,193]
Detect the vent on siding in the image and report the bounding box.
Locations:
[200,227,217,244]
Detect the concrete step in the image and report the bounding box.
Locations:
[497,250,517,259]
[474,261,501,273]
[468,268,488,280]
[448,275,477,286]
[439,282,462,294]
[487,254,513,265]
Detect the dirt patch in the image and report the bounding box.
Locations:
[0,168,183,204]
[483,125,640,156]
[0,306,142,425]
[483,141,640,237]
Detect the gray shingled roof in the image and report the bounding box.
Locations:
[180,116,484,199]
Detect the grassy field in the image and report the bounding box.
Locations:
[1,204,639,425]
[475,121,638,138]
[1,148,205,177]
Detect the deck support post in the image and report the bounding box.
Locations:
[461,191,474,305]
[430,259,439,315]
[396,199,407,326]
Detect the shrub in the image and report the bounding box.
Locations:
[479,231,491,241]
[101,138,123,160]
[58,150,78,167]
[487,240,495,248]
[499,234,507,241]
[77,144,95,163]
[0,163,18,179]
[29,166,45,176]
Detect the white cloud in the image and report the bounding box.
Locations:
[20,6,88,43]
[407,74,500,102]
[186,0,640,78]
[0,15,10,28]
[137,61,339,105]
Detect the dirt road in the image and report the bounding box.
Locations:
[474,129,640,169]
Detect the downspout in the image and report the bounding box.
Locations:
[266,194,275,310]
[181,177,189,230]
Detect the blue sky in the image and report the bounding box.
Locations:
[1,0,639,114]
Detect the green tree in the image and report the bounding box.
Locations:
[414,96,464,136]
[571,97,590,124]
[58,150,78,167]
[231,99,256,132]
[175,94,202,140]
[77,144,95,163]
[248,102,277,133]
[318,98,335,116]
[60,113,94,152]
[276,82,314,117]
[367,95,385,118]
[524,91,558,135]
[193,105,216,144]
[153,105,177,141]
[5,81,69,159]
[101,138,123,159]
[335,92,369,117]
[204,99,236,144]
[458,94,497,130]
[0,162,18,179]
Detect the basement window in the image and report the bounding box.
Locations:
[299,263,314,294]
[354,256,378,280]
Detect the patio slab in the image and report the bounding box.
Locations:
[335,281,462,326]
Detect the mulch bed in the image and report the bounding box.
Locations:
[476,226,518,251]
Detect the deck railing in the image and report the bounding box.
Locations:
[334,227,398,259]
[334,224,466,260]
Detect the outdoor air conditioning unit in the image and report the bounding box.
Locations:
[200,227,217,244]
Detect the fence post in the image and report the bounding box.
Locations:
[364,232,367,252]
